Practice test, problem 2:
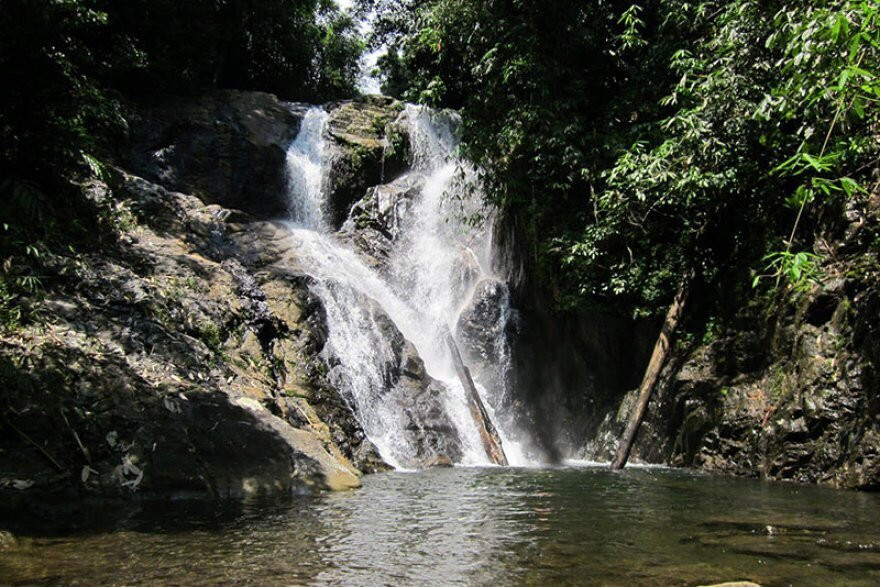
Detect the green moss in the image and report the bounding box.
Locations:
[768,365,790,400]
[196,320,224,355]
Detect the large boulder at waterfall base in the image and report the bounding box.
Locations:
[365,308,466,467]
[313,294,465,471]
[394,341,466,469]
[0,169,370,502]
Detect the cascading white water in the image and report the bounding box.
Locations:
[282,104,528,468]
[285,108,330,230]
[384,106,526,465]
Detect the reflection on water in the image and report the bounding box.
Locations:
[2,466,880,585]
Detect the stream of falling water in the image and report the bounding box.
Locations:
[283,105,527,469]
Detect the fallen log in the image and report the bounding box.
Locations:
[444,330,509,466]
[610,272,693,470]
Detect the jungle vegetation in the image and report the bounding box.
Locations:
[1,0,363,327]
[2,0,879,329]
[361,0,880,320]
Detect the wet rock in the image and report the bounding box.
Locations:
[376,311,465,468]
[422,455,454,468]
[457,278,511,374]
[394,346,465,468]
[304,286,464,471]
[586,265,880,488]
[349,173,425,238]
[324,97,407,228]
[369,305,466,467]
[0,167,374,498]
[350,437,389,475]
[454,278,532,452]
[338,172,425,269]
[0,530,17,550]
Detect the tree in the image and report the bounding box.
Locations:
[368,0,880,320]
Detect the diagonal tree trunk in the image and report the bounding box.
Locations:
[444,331,509,466]
[610,272,693,470]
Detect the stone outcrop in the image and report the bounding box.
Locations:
[339,172,425,269]
[0,165,366,501]
[380,315,465,468]
[9,85,875,499]
[0,90,476,502]
[580,195,880,489]
[324,97,408,228]
[457,279,512,383]
[127,90,307,219]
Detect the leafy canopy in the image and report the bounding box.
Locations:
[367,0,880,317]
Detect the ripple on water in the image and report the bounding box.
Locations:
[2,467,880,585]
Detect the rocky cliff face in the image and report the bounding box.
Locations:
[127,91,306,219]
[581,194,880,490]
[3,88,875,500]
[0,91,427,501]
[0,171,365,499]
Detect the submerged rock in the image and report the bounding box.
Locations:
[422,455,454,468]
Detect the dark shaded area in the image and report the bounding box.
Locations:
[0,339,323,502]
[0,0,362,324]
[126,91,306,219]
[508,295,656,461]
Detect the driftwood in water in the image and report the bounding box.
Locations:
[610,273,693,470]
[444,331,509,466]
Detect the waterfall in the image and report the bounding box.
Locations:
[282,105,528,468]
[285,108,329,230]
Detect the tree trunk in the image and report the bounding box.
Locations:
[610,273,693,470]
[444,331,509,466]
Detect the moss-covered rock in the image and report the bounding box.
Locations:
[584,195,880,489]
[324,96,407,228]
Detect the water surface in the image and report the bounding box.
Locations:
[2,466,880,586]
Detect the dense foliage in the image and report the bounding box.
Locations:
[366,0,880,318]
[0,0,364,327]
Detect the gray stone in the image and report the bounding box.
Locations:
[127,90,305,219]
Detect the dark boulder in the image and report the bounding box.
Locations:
[338,172,425,270]
[127,90,306,219]
[394,340,465,468]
